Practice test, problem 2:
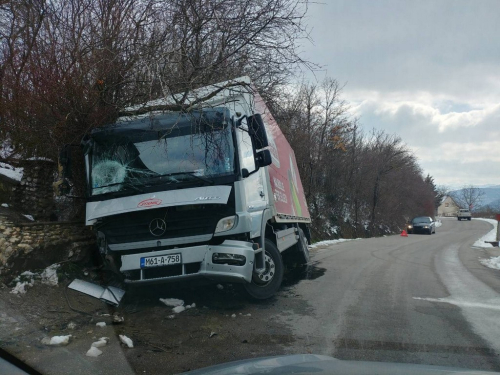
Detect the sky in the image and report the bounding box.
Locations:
[300,0,500,188]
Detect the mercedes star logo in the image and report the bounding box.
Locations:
[149,218,167,237]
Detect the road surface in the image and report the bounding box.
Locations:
[281,217,500,371]
[1,217,499,374]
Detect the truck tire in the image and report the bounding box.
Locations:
[296,228,310,264]
[244,239,284,300]
[468,217,471,221]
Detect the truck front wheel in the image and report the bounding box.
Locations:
[244,239,284,300]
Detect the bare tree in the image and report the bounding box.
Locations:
[451,185,485,210]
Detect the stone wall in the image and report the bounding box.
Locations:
[0,214,96,277]
[11,159,56,221]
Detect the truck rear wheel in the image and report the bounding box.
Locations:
[244,239,284,300]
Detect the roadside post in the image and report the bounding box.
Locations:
[496,214,500,242]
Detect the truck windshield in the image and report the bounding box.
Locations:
[88,109,235,196]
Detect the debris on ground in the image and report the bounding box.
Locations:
[68,279,125,306]
[96,322,106,327]
[86,346,103,357]
[67,322,77,330]
[113,314,125,324]
[159,298,184,307]
[231,314,236,318]
[216,284,224,290]
[209,332,217,338]
[42,335,72,346]
[167,315,175,319]
[119,335,134,348]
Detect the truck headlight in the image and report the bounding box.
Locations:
[215,216,237,233]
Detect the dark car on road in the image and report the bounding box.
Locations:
[407,216,436,235]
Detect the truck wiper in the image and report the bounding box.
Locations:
[92,181,145,193]
[145,171,214,185]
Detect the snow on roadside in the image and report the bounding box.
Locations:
[0,162,23,182]
[480,256,500,270]
[473,218,498,249]
[159,298,184,307]
[308,238,360,249]
[435,219,443,228]
[10,264,60,294]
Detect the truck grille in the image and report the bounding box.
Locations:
[99,204,233,245]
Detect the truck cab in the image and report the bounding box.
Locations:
[79,77,311,299]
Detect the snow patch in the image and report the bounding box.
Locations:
[159,298,184,307]
[0,162,23,182]
[1,203,9,208]
[43,335,71,346]
[96,322,106,328]
[40,264,60,286]
[10,281,34,295]
[22,214,34,221]
[309,238,360,249]
[86,346,103,357]
[172,305,186,314]
[119,335,134,348]
[481,256,500,270]
[91,337,109,348]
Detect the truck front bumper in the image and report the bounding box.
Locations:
[119,240,256,284]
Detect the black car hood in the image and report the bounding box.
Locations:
[184,354,498,374]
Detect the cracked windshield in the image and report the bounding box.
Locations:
[1,1,500,374]
[90,110,234,196]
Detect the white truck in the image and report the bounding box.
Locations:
[75,77,311,299]
[457,208,471,221]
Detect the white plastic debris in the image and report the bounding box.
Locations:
[216,284,224,290]
[119,335,134,348]
[159,298,184,307]
[172,306,186,314]
[1,203,9,208]
[96,322,106,328]
[42,335,71,346]
[91,337,109,348]
[209,332,217,338]
[231,314,236,318]
[86,346,103,357]
[40,264,60,286]
[23,214,34,221]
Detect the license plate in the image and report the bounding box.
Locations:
[140,254,182,268]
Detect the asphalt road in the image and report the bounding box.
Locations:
[281,217,500,372]
[1,217,499,374]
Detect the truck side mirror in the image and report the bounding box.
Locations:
[241,150,272,179]
[256,149,272,167]
[247,114,269,149]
